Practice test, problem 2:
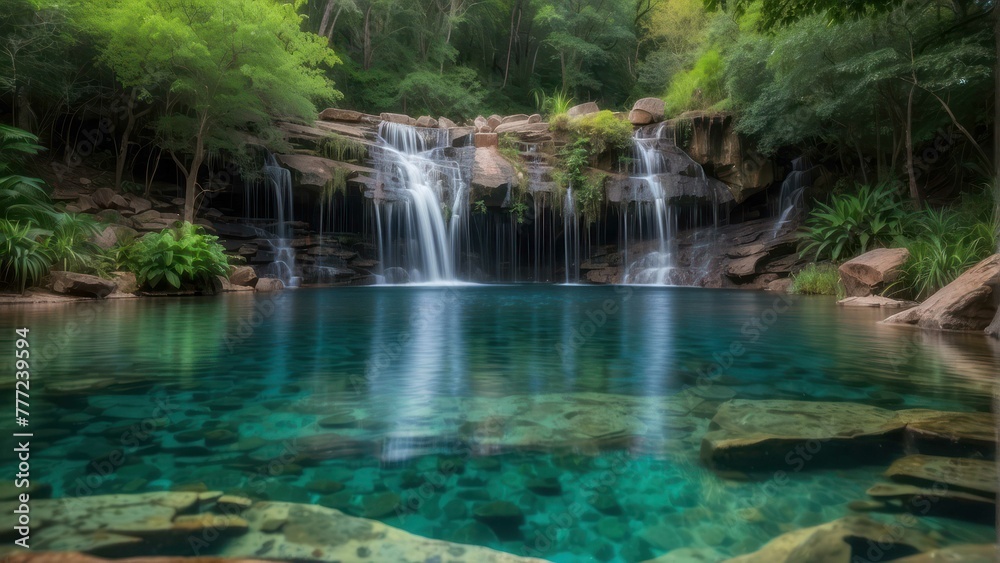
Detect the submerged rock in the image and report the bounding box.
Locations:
[701,399,997,470]
[721,516,937,563]
[884,454,996,497]
[472,501,526,538]
[892,544,999,562]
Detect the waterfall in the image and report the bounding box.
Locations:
[262,152,300,287]
[563,186,580,284]
[623,124,678,285]
[771,157,810,238]
[371,122,468,284]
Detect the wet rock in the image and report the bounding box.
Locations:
[884,454,995,497]
[217,495,254,511]
[438,116,457,128]
[721,516,937,562]
[49,272,116,299]
[883,254,1000,331]
[0,481,51,501]
[472,501,525,538]
[597,517,628,541]
[839,248,909,297]
[525,476,561,496]
[443,499,467,520]
[892,544,999,562]
[588,493,623,515]
[700,400,902,470]
[839,296,918,309]
[894,409,996,454]
[317,412,360,428]
[380,112,415,125]
[255,278,285,292]
[449,521,499,545]
[306,480,345,495]
[415,116,438,128]
[643,546,727,562]
[361,492,401,519]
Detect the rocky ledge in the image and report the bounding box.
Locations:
[0,492,543,562]
[883,254,999,333]
[701,400,995,470]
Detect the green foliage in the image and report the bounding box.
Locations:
[789,264,843,297]
[664,49,726,114]
[799,183,907,262]
[509,201,530,224]
[576,171,607,224]
[0,220,51,293]
[320,134,367,163]
[567,111,634,156]
[473,199,488,214]
[532,89,574,117]
[895,191,999,300]
[44,213,101,272]
[396,67,485,120]
[125,222,230,289]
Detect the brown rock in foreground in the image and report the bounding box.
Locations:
[883,254,999,331]
[839,248,909,297]
[49,271,117,299]
[720,516,937,563]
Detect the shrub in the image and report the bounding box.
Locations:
[568,110,634,155]
[799,183,908,262]
[44,213,102,271]
[126,222,230,289]
[0,220,52,293]
[664,49,726,115]
[789,263,843,297]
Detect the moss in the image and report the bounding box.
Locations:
[320,133,367,163]
[567,110,633,155]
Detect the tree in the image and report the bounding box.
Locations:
[84,0,341,222]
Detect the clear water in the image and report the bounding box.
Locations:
[3,287,996,561]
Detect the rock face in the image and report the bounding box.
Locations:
[673,113,776,203]
[839,248,909,297]
[380,112,415,125]
[49,271,117,298]
[883,254,1000,331]
[721,516,937,563]
[472,148,517,192]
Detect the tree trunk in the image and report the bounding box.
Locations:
[318,0,336,38]
[905,82,920,205]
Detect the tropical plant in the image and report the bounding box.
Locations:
[789,263,843,297]
[532,89,574,117]
[125,222,230,289]
[799,183,908,262]
[44,213,102,271]
[0,220,52,292]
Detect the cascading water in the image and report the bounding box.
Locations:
[623,124,678,285]
[262,153,300,287]
[372,122,468,284]
[563,186,580,284]
[771,157,810,238]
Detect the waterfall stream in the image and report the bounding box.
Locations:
[262,152,299,287]
[771,156,810,239]
[622,124,679,285]
[372,122,468,284]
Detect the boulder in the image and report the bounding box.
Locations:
[883,254,1000,331]
[884,454,995,497]
[475,133,499,148]
[567,102,599,117]
[839,248,909,297]
[838,296,918,309]
[255,278,284,292]
[767,278,793,293]
[125,194,152,214]
[438,116,457,128]
[50,271,117,299]
[487,115,502,131]
[380,112,415,125]
[528,114,542,124]
[92,188,129,210]
[632,97,665,121]
[75,195,98,213]
[472,501,525,538]
[320,108,363,122]
[472,148,517,191]
[110,271,139,295]
[721,516,937,563]
[92,226,119,250]
[628,109,654,126]
[474,116,489,130]
[229,266,259,288]
[448,126,476,145]
[501,114,529,125]
[415,115,438,128]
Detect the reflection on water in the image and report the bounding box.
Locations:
[2,287,996,562]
